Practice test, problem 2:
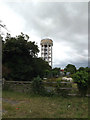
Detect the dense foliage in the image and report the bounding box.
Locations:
[52,67,60,78]
[31,76,45,95]
[2,33,51,81]
[78,67,85,72]
[72,71,88,96]
[64,64,76,74]
[55,79,71,97]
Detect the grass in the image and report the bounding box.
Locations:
[2,90,88,118]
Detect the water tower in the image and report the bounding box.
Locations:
[40,38,53,67]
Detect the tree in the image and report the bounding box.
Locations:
[32,58,51,79]
[64,64,76,74]
[72,71,88,96]
[2,65,11,79]
[2,33,39,81]
[44,69,51,78]
[0,20,7,80]
[0,20,8,39]
[2,33,51,81]
[88,67,90,95]
[78,67,85,72]
[52,67,60,78]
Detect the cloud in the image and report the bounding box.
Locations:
[0,1,88,68]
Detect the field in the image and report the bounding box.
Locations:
[2,90,88,118]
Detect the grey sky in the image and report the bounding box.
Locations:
[0,1,88,68]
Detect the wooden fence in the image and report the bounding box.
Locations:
[3,80,79,95]
[2,80,90,96]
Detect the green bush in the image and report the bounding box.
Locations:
[55,79,71,97]
[31,76,46,95]
[72,71,88,96]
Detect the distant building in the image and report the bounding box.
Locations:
[60,69,64,76]
[40,38,53,67]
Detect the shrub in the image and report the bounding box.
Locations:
[55,79,71,97]
[31,76,46,95]
[72,71,88,96]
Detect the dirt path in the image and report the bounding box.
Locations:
[3,98,19,105]
[2,98,21,115]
